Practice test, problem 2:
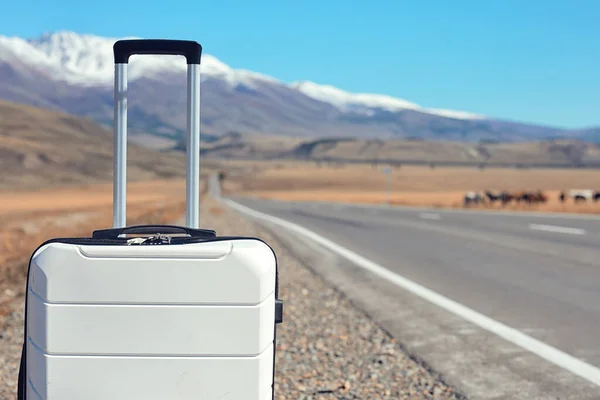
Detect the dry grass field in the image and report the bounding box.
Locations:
[0,179,193,214]
[224,160,600,214]
[0,178,196,317]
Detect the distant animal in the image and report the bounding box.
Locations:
[512,191,528,204]
[497,190,547,205]
[498,191,514,206]
[480,189,550,207]
[569,189,593,203]
[485,190,501,203]
[530,190,548,203]
[464,191,484,207]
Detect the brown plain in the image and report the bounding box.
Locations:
[0,99,189,189]
[0,179,192,261]
[225,161,600,214]
[0,179,199,317]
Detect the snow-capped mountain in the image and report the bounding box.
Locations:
[0,31,587,143]
[0,31,275,88]
[1,31,482,119]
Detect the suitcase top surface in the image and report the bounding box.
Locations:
[29,238,277,305]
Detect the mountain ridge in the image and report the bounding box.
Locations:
[0,31,597,144]
[1,31,481,120]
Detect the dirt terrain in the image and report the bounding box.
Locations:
[0,179,195,314]
[0,99,192,189]
[224,160,600,214]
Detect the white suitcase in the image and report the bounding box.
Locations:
[17,39,283,400]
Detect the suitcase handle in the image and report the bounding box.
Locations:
[113,39,202,64]
[112,39,203,229]
[92,224,216,239]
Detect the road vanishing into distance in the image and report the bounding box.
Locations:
[225,195,600,399]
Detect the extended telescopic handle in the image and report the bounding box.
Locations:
[112,39,203,229]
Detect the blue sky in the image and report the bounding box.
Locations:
[2,0,599,128]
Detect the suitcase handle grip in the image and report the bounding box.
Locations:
[113,39,202,64]
[92,224,216,239]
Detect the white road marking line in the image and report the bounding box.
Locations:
[223,198,600,387]
[529,224,586,235]
[419,213,441,220]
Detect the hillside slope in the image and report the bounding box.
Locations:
[0,99,187,189]
[200,133,600,167]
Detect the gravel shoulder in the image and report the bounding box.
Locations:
[203,198,464,399]
[0,198,464,399]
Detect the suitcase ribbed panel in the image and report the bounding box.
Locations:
[27,343,274,400]
[28,291,275,355]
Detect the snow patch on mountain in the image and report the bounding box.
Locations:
[0,31,484,120]
[0,31,273,88]
[290,81,421,112]
[291,80,483,120]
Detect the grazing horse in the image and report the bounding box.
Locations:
[504,190,547,205]
[485,190,501,204]
[512,191,528,204]
[464,191,483,207]
[498,191,514,206]
[517,192,529,203]
[519,192,536,205]
[570,189,593,203]
[530,190,548,203]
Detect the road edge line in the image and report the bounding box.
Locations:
[529,224,586,235]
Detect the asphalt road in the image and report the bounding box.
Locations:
[228,196,600,399]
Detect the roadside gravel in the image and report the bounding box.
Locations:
[203,198,465,399]
[0,198,465,399]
